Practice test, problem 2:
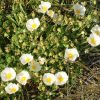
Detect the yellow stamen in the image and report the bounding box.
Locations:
[46,77,52,83]
[95,30,99,35]
[6,73,12,79]
[32,23,37,29]
[58,76,64,82]
[25,57,30,63]
[31,65,36,70]
[21,76,27,82]
[10,88,17,93]
[48,10,54,17]
[91,38,96,45]
[68,53,73,59]
[75,9,80,14]
[42,6,48,12]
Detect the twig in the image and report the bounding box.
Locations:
[75,61,100,80]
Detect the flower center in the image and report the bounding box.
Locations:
[10,88,17,93]
[42,6,48,12]
[68,53,73,59]
[91,38,96,45]
[25,57,30,63]
[46,77,52,83]
[95,30,99,35]
[58,76,64,82]
[32,23,37,29]
[32,65,36,70]
[75,9,80,14]
[6,73,12,79]
[48,10,54,17]
[21,76,27,82]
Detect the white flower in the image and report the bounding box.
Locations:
[43,73,55,86]
[5,83,19,94]
[16,70,31,85]
[20,54,33,65]
[47,10,54,18]
[1,67,16,82]
[87,33,100,47]
[29,60,42,72]
[39,1,51,13]
[26,18,40,32]
[55,71,68,85]
[91,25,100,36]
[73,4,86,16]
[38,56,46,65]
[64,48,79,62]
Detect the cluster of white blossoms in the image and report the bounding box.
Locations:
[20,54,44,72]
[20,53,69,86]
[0,54,46,94]
[43,71,68,86]
[73,5,100,47]
[26,1,55,32]
[87,25,100,47]
[26,2,87,32]
[1,1,99,95]
[0,67,30,94]
[39,1,86,17]
[38,1,55,18]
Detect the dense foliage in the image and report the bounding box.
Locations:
[0,0,100,99]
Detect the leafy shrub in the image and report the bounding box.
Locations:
[0,0,100,99]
